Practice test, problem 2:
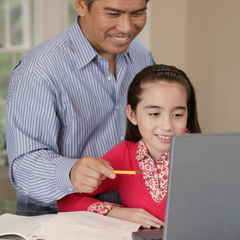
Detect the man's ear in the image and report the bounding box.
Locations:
[126,105,138,125]
[75,0,87,17]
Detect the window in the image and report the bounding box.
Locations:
[0,0,77,165]
[0,0,32,165]
[68,0,77,28]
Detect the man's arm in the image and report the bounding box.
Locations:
[5,69,115,204]
[8,151,115,203]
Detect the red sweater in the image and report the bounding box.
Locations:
[57,141,166,221]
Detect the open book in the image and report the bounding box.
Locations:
[0,211,140,240]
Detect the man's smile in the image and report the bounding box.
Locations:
[110,35,131,43]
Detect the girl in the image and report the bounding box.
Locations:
[57,64,201,228]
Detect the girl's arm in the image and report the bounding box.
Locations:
[58,194,164,229]
[57,176,118,212]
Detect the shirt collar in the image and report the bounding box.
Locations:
[136,139,169,162]
[69,16,132,69]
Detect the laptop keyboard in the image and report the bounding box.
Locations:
[132,228,164,240]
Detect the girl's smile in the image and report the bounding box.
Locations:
[156,134,172,143]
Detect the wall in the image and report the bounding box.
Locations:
[151,0,240,133]
[151,0,188,71]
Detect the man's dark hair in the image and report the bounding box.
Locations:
[84,0,150,12]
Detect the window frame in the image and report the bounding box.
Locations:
[0,0,33,164]
[0,0,33,53]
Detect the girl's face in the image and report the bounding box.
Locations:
[127,81,188,163]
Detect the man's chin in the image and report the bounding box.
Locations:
[109,44,131,55]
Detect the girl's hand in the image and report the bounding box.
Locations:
[106,207,164,229]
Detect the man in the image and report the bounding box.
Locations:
[5,0,155,208]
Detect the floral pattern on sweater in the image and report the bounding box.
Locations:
[136,139,169,203]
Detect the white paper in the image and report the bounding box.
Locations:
[46,211,140,232]
[0,214,55,239]
[0,211,140,240]
[39,222,133,240]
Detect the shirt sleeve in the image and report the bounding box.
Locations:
[5,68,78,203]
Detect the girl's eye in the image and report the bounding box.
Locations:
[173,114,183,118]
[149,113,159,117]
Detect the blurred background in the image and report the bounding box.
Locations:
[0,0,239,201]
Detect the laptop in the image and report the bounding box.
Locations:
[132,132,240,240]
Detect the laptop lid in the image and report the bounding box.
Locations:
[164,132,240,240]
[132,132,240,240]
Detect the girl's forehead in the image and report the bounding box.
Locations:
[142,81,187,93]
[139,81,188,105]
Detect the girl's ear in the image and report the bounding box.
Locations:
[126,105,138,125]
[75,0,87,17]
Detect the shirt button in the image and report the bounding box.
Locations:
[107,76,111,80]
[116,106,119,110]
[120,136,124,141]
[68,188,73,191]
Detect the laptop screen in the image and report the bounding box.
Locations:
[133,132,240,240]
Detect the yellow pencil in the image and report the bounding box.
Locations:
[113,170,141,175]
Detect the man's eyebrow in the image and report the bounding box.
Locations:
[103,6,147,13]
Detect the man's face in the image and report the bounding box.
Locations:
[76,0,147,58]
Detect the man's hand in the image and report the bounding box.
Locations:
[70,156,116,193]
[106,207,164,229]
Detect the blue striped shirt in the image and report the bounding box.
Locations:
[5,17,156,208]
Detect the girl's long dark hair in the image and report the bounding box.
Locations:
[125,64,201,142]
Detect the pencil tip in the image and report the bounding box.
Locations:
[136,171,141,174]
